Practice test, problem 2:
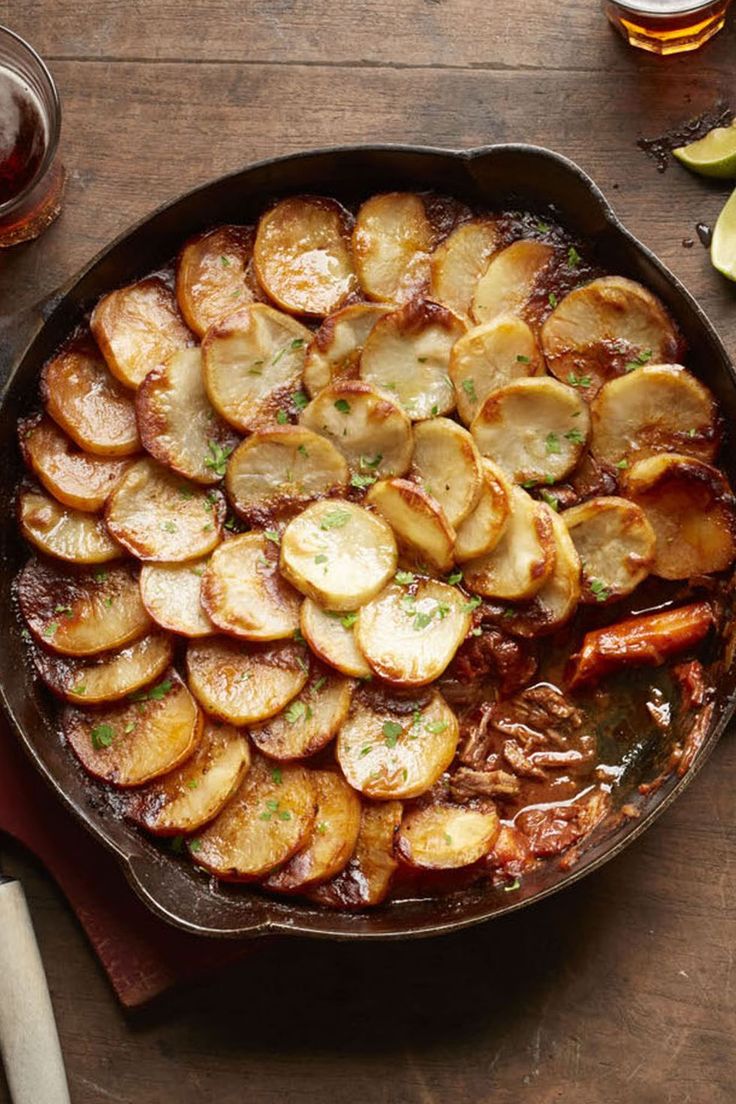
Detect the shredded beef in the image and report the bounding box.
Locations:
[450,627,538,696]
[450,767,521,801]
[673,659,706,712]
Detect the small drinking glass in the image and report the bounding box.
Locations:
[604,0,733,54]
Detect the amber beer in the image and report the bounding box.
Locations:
[604,0,732,53]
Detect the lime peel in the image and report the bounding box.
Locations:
[711,188,736,282]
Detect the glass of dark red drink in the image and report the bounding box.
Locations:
[0,26,64,248]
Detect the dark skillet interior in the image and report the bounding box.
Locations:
[2,144,736,939]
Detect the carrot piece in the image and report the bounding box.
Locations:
[566,601,713,689]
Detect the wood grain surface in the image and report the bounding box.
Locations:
[0,2,735,1101]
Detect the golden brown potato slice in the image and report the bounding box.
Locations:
[429,219,502,319]
[189,753,317,881]
[471,240,554,325]
[105,458,225,562]
[264,771,362,892]
[90,276,192,390]
[355,579,471,686]
[308,799,402,909]
[280,499,397,610]
[590,364,719,468]
[366,478,456,574]
[250,669,355,760]
[139,560,214,637]
[40,338,140,456]
[299,599,372,679]
[32,632,173,705]
[449,316,544,425]
[201,303,312,432]
[360,299,465,420]
[18,415,131,513]
[398,803,500,869]
[463,485,556,600]
[563,496,656,603]
[186,637,309,725]
[303,303,391,397]
[622,454,736,579]
[541,276,682,396]
[411,417,483,527]
[299,380,413,479]
[19,487,123,565]
[225,426,348,524]
[18,559,151,656]
[254,195,357,317]
[470,377,589,485]
[454,460,511,562]
[136,347,240,485]
[337,688,458,800]
[128,721,251,836]
[176,224,259,337]
[201,533,301,641]
[504,506,581,637]
[353,192,434,303]
[62,669,202,787]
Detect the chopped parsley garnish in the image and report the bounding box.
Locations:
[548,292,558,308]
[535,219,551,232]
[54,604,73,616]
[616,458,629,470]
[590,578,609,603]
[316,822,328,835]
[340,611,358,630]
[624,348,653,373]
[91,722,115,749]
[350,472,377,488]
[360,453,382,470]
[124,721,136,734]
[567,372,592,389]
[311,676,327,695]
[540,490,559,512]
[272,337,305,366]
[359,745,373,758]
[178,485,194,499]
[170,835,184,853]
[186,779,199,790]
[293,627,306,643]
[413,611,433,630]
[426,721,448,734]
[93,571,108,583]
[276,409,289,425]
[320,508,351,530]
[271,767,283,785]
[285,700,312,724]
[292,390,309,411]
[220,254,231,267]
[103,596,114,608]
[446,570,463,585]
[204,439,234,477]
[430,404,439,417]
[71,683,87,696]
[297,444,309,458]
[395,570,415,586]
[129,679,173,703]
[565,428,585,445]
[259,799,292,822]
[189,839,203,852]
[462,378,477,403]
[163,520,177,533]
[567,245,581,268]
[315,553,328,564]
[504,877,521,892]
[545,432,561,455]
[382,721,403,746]
[688,427,698,438]
[516,354,531,364]
[334,398,351,414]
[264,529,280,544]
[43,621,59,638]
[463,596,482,612]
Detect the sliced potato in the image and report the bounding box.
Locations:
[186,637,309,725]
[299,380,413,478]
[366,478,456,574]
[411,417,483,527]
[454,460,511,562]
[303,303,390,397]
[136,347,239,485]
[201,303,312,432]
[504,506,581,637]
[189,753,317,881]
[250,670,355,760]
[353,192,434,303]
[18,415,131,513]
[398,803,500,869]
[19,487,123,564]
[470,376,590,484]
[18,559,151,656]
[264,770,361,892]
[128,721,251,835]
[622,454,736,579]
[471,240,554,325]
[40,338,140,456]
[201,533,301,641]
[308,799,402,909]
[563,495,656,603]
[360,299,465,420]
[139,560,214,638]
[463,485,556,600]
[429,219,502,319]
[225,426,348,524]
[105,458,224,562]
[280,499,397,611]
[590,364,719,468]
[62,669,201,787]
[337,688,459,800]
[355,580,471,686]
[254,196,357,317]
[32,632,173,705]
[449,316,544,425]
[176,224,259,336]
[90,276,192,390]
[541,276,682,396]
[299,599,372,679]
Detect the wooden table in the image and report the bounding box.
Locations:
[1,2,735,1101]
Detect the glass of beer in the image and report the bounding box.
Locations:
[604,0,733,53]
[0,25,64,248]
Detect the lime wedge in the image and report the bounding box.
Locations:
[674,120,736,179]
[711,188,736,281]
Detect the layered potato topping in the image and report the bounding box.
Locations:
[14,192,735,909]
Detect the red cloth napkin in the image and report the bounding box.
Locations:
[0,723,257,1007]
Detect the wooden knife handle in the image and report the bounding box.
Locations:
[0,878,71,1104]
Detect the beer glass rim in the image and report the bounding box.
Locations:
[610,0,729,16]
[0,24,61,218]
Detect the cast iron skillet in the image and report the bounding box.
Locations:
[1,144,735,940]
